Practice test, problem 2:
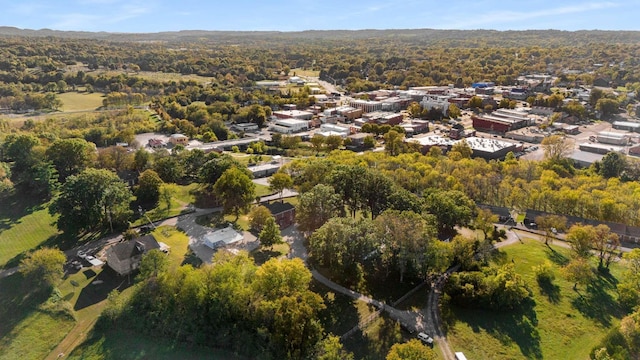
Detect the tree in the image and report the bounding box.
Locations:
[259,216,282,249]
[46,138,96,182]
[296,184,342,234]
[598,152,627,178]
[198,154,244,186]
[49,168,133,234]
[314,335,354,360]
[567,224,595,259]
[310,134,325,153]
[2,133,40,171]
[596,98,620,119]
[468,96,483,109]
[153,155,184,183]
[423,189,476,235]
[136,169,163,204]
[363,135,376,149]
[474,208,499,240]
[386,339,437,360]
[592,224,620,269]
[138,249,168,280]
[407,102,423,118]
[449,139,472,159]
[384,130,404,156]
[541,135,573,164]
[249,205,273,233]
[133,148,151,172]
[325,135,343,151]
[535,214,567,245]
[362,170,395,219]
[448,103,461,119]
[269,172,293,202]
[563,257,594,290]
[19,248,66,289]
[213,167,256,220]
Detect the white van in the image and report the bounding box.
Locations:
[455,352,468,360]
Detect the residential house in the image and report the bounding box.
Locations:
[148,138,166,149]
[204,226,244,249]
[106,235,161,276]
[169,133,189,146]
[264,201,296,229]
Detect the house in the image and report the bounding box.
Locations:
[148,138,166,149]
[169,133,189,146]
[204,226,244,249]
[264,201,296,229]
[106,235,161,276]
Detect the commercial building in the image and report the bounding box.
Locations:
[579,142,625,155]
[420,95,452,116]
[463,137,519,160]
[273,110,314,120]
[318,123,351,137]
[269,118,309,134]
[613,121,640,132]
[362,111,403,125]
[349,99,383,113]
[597,131,630,146]
[406,135,456,154]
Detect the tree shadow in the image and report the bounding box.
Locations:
[0,191,47,231]
[443,299,543,360]
[74,267,134,311]
[181,248,203,268]
[570,275,623,327]
[311,280,362,336]
[537,278,561,304]
[0,273,52,339]
[545,247,569,266]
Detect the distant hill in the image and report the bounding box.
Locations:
[0,27,639,46]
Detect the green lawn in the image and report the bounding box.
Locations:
[58,91,105,112]
[0,193,61,269]
[150,226,191,267]
[228,153,272,167]
[67,328,244,360]
[0,274,75,360]
[443,239,624,360]
[250,242,290,265]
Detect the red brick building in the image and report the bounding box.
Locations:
[264,202,296,229]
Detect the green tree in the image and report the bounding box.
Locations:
[259,216,282,249]
[363,135,376,149]
[474,208,499,240]
[468,96,483,109]
[567,224,595,259]
[384,130,404,156]
[138,249,168,280]
[423,189,476,235]
[598,152,627,178]
[535,214,567,245]
[407,102,423,118]
[592,224,620,269]
[296,184,342,234]
[49,168,133,234]
[386,339,437,360]
[136,169,163,204]
[153,155,184,183]
[314,335,354,360]
[269,172,293,202]
[596,98,620,119]
[310,134,325,153]
[325,135,343,151]
[563,257,594,290]
[449,139,473,159]
[213,167,256,220]
[133,148,151,172]
[19,248,66,289]
[448,103,461,119]
[198,154,244,186]
[2,133,40,171]
[249,205,274,233]
[46,138,96,181]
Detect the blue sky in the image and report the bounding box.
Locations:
[0,0,638,33]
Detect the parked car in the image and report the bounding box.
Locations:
[70,260,82,270]
[417,332,434,347]
[77,250,87,259]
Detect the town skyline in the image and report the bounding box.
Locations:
[1,0,638,33]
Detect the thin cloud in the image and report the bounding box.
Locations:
[436,2,620,29]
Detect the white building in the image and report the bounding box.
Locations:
[420,95,452,116]
[269,118,309,134]
[349,99,383,113]
[204,226,244,249]
[318,123,350,137]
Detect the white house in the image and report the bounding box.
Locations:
[204,226,244,249]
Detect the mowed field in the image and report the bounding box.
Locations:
[57,92,105,112]
[444,239,625,360]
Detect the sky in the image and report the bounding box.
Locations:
[0,0,638,33]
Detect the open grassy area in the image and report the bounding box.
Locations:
[150,226,191,267]
[0,193,61,269]
[58,91,105,112]
[250,242,290,265]
[0,273,75,360]
[443,239,625,360]
[289,68,320,77]
[67,328,244,360]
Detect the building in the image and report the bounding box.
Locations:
[233,123,259,132]
[147,138,166,149]
[463,137,519,160]
[204,226,244,249]
[420,95,452,116]
[249,163,281,178]
[579,142,625,155]
[362,111,403,125]
[264,201,296,229]
[169,134,189,146]
[273,110,313,120]
[347,132,371,147]
[318,123,351,137]
[569,150,605,168]
[472,115,526,134]
[613,121,640,132]
[106,235,161,276]
[269,118,309,134]
[406,135,456,154]
[349,99,383,113]
[597,131,629,146]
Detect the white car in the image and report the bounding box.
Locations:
[77,250,87,259]
[417,332,434,347]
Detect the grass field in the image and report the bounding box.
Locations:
[443,239,624,360]
[289,68,320,77]
[0,193,61,269]
[250,242,290,265]
[228,153,273,167]
[150,226,191,266]
[58,92,105,112]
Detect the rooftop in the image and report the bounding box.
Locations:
[464,137,517,152]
